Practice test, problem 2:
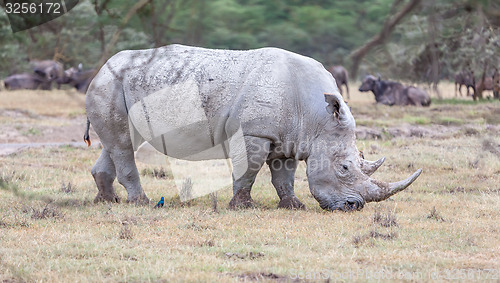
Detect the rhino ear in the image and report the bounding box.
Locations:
[324,93,340,117]
[324,93,355,128]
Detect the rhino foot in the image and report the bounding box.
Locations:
[94,192,121,203]
[278,196,306,210]
[126,193,150,205]
[93,171,120,203]
[228,188,255,210]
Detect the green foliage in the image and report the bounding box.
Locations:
[0,0,396,76]
[362,0,500,84]
[0,0,498,84]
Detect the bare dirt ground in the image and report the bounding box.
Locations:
[0,90,100,156]
[0,84,499,282]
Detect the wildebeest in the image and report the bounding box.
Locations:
[30,60,64,90]
[4,73,43,90]
[358,75,431,107]
[84,44,421,211]
[57,66,96,93]
[454,70,475,96]
[476,77,494,92]
[328,65,349,99]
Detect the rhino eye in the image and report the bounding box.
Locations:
[342,164,349,171]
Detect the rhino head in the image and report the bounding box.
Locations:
[305,93,421,211]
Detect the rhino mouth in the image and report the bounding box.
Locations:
[318,195,365,212]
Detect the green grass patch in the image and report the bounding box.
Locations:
[435,116,464,126]
[23,127,41,136]
[355,119,391,127]
[432,98,500,105]
[402,115,431,125]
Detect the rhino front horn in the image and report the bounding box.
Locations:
[363,169,422,202]
[361,157,385,176]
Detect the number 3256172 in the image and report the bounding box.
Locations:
[5,2,62,14]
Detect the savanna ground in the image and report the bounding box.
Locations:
[0,82,499,282]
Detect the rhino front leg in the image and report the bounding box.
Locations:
[92,149,120,203]
[267,158,305,210]
[228,137,270,209]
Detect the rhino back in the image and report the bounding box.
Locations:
[90,44,338,157]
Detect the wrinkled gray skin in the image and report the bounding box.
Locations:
[57,66,96,93]
[328,65,349,100]
[30,60,64,90]
[4,73,43,90]
[359,75,431,107]
[85,44,421,211]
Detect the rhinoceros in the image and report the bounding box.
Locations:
[85,44,421,211]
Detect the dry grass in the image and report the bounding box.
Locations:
[0,84,499,282]
[0,89,86,117]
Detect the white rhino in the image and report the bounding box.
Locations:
[84,44,421,211]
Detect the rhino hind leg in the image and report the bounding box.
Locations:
[92,149,120,203]
[228,187,254,209]
[110,146,149,204]
[228,137,270,209]
[267,158,305,210]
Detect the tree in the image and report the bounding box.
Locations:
[348,0,422,80]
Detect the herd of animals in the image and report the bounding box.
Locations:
[2,60,94,93]
[328,65,500,105]
[453,69,500,98]
[2,56,499,105]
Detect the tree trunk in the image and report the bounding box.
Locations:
[93,0,111,54]
[427,13,441,99]
[493,68,500,99]
[96,0,152,68]
[348,0,421,79]
[475,62,487,100]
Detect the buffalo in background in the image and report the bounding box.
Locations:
[328,65,349,99]
[30,60,64,90]
[2,60,94,93]
[4,73,44,90]
[3,60,63,91]
[57,64,96,93]
[359,75,431,107]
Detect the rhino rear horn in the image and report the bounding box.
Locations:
[361,157,385,176]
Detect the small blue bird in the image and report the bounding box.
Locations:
[154,197,164,208]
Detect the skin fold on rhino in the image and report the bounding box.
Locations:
[85,44,422,211]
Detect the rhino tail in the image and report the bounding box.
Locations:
[84,118,91,147]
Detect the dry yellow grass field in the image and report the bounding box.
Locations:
[0,83,499,282]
